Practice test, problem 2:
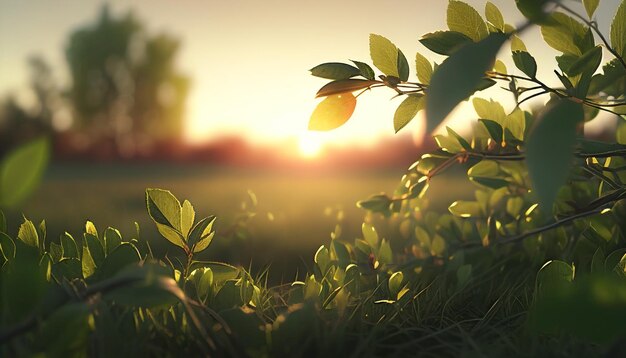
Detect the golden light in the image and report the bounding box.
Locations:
[298,134,324,158]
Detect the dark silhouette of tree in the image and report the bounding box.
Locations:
[66,5,189,157]
[0,56,58,155]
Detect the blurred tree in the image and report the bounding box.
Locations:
[66,5,189,157]
[0,56,58,155]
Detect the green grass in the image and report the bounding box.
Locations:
[5,162,473,281]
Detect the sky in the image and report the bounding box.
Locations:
[0,0,621,154]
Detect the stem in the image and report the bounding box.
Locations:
[497,205,609,245]
[555,1,626,71]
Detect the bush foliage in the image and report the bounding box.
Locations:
[2,0,626,356]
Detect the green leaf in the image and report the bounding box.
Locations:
[388,271,404,296]
[568,46,603,76]
[515,0,550,23]
[473,97,506,123]
[60,232,78,259]
[494,59,507,74]
[541,12,588,56]
[146,188,185,248]
[356,194,392,214]
[309,93,357,131]
[449,201,483,218]
[188,215,216,253]
[419,31,473,56]
[479,119,503,143]
[447,0,488,42]
[618,121,626,144]
[535,260,574,296]
[315,79,379,98]
[393,94,424,133]
[434,134,464,153]
[309,62,361,80]
[146,188,181,230]
[512,51,537,78]
[0,232,15,260]
[85,220,98,237]
[503,107,526,141]
[52,258,82,280]
[510,36,527,52]
[370,34,399,77]
[181,199,195,238]
[362,223,379,248]
[314,245,331,274]
[397,49,409,82]
[583,0,600,18]
[468,160,509,189]
[81,244,96,278]
[611,0,626,58]
[99,243,141,279]
[85,233,104,267]
[526,100,584,212]
[414,52,432,84]
[104,227,122,255]
[426,33,507,133]
[18,218,39,248]
[447,127,472,151]
[351,60,375,80]
[485,2,505,32]
[378,239,392,264]
[0,137,49,207]
[0,210,5,233]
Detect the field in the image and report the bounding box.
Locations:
[5,161,472,281]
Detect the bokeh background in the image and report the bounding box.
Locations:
[0,0,621,280]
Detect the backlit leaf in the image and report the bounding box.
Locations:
[61,232,78,259]
[188,215,216,253]
[315,79,379,98]
[388,271,404,296]
[583,0,600,18]
[611,0,626,58]
[512,51,537,78]
[181,199,195,238]
[309,62,361,80]
[370,34,399,77]
[447,0,488,42]
[18,218,39,248]
[510,36,527,52]
[449,201,483,218]
[515,0,550,23]
[414,52,432,84]
[567,46,602,76]
[85,233,104,267]
[0,137,49,208]
[393,94,424,133]
[309,93,357,131]
[351,60,375,80]
[362,223,379,247]
[397,49,409,82]
[485,2,505,32]
[426,33,507,133]
[473,97,506,123]
[541,12,588,55]
[419,31,473,56]
[146,189,182,232]
[526,100,584,212]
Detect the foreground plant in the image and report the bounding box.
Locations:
[1,0,626,356]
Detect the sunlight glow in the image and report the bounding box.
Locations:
[298,134,323,158]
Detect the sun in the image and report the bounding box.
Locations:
[298,134,323,158]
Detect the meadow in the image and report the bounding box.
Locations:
[5,161,472,280]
